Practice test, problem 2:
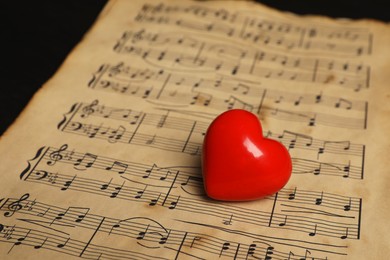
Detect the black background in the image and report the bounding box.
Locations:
[1,1,388,135]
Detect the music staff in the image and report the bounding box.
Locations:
[88,63,368,129]
[112,30,370,90]
[17,151,362,241]
[0,195,347,259]
[135,3,372,56]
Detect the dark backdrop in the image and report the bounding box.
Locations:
[1,1,388,135]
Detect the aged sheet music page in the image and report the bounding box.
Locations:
[1,0,389,259]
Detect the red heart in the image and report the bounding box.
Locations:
[202,109,292,201]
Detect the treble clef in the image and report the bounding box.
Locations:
[4,193,30,217]
[80,99,99,118]
[47,144,68,166]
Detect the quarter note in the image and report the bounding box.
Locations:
[190,236,201,248]
[8,230,31,253]
[110,181,125,198]
[299,249,311,260]
[168,196,180,209]
[279,215,287,227]
[246,243,257,258]
[100,178,113,190]
[343,161,351,178]
[222,214,233,225]
[219,242,231,257]
[144,163,157,178]
[57,237,70,248]
[288,188,297,200]
[308,114,316,126]
[315,91,322,103]
[265,246,274,260]
[137,225,150,240]
[309,224,317,236]
[344,198,352,211]
[149,193,161,206]
[315,192,323,205]
[340,227,349,239]
[159,230,171,244]
[135,185,148,199]
[61,175,77,191]
[73,207,90,223]
[34,237,48,249]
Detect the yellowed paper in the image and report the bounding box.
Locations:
[1,0,389,259]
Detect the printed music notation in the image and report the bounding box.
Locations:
[57,101,365,179]
[18,144,362,244]
[88,62,368,129]
[3,0,388,259]
[112,29,370,91]
[0,193,346,259]
[135,3,372,56]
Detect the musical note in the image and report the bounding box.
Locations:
[222,214,234,225]
[135,185,148,199]
[159,170,172,181]
[335,98,352,109]
[190,236,201,248]
[56,175,70,190]
[168,196,180,209]
[265,246,274,260]
[343,161,351,178]
[51,207,89,224]
[340,227,349,239]
[74,153,97,170]
[315,192,324,205]
[246,243,257,258]
[143,163,157,178]
[100,178,113,190]
[8,230,31,253]
[108,125,126,143]
[344,198,352,211]
[279,215,287,227]
[219,242,230,257]
[149,193,161,206]
[288,188,297,200]
[145,134,156,144]
[309,224,317,236]
[137,225,149,240]
[73,207,90,223]
[57,237,70,248]
[299,249,311,260]
[105,161,128,174]
[110,181,126,198]
[34,237,48,249]
[159,229,171,244]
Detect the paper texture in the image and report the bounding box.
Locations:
[1,0,389,259]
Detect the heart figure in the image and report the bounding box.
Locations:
[202,109,292,201]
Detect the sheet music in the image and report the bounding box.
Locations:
[1,0,389,259]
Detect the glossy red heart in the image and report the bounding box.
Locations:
[202,109,292,201]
